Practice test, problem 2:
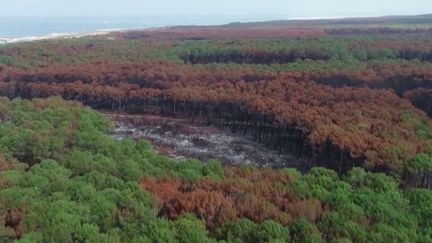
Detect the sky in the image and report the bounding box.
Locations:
[2,0,432,18]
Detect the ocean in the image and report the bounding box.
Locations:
[0,15,287,42]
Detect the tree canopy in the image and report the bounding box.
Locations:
[0,97,430,242]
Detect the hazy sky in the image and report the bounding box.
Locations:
[3,0,432,18]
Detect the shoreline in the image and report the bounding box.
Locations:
[0,29,127,44]
[1,13,431,45]
[0,26,175,44]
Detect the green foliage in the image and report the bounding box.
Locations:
[3,34,428,72]
[404,188,432,229]
[215,219,290,243]
[171,214,213,243]
[289,218,323,243]
[201,159,224,179]
[215,219,257,243]
[251,220,289,243]
[177,159,202,182]
[282,167,424,242]
[406,153,432,173]
[403,111,432,140]
[0,97,215,242]
[0,97,430,242]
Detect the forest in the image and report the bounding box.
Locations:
[0,96,431,242]
[0,15,432,242]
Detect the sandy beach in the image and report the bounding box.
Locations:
[0,30,118,44]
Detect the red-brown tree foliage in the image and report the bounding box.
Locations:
[141,167,323,229]
[0,59,430,172]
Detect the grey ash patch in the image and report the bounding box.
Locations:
[109,114,303,169]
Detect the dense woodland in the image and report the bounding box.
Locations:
[0,16,432,242]
[0,97,431,242]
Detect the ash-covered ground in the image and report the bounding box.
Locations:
[107,113,305,169]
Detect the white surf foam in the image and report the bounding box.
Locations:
[0,30,115,44]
